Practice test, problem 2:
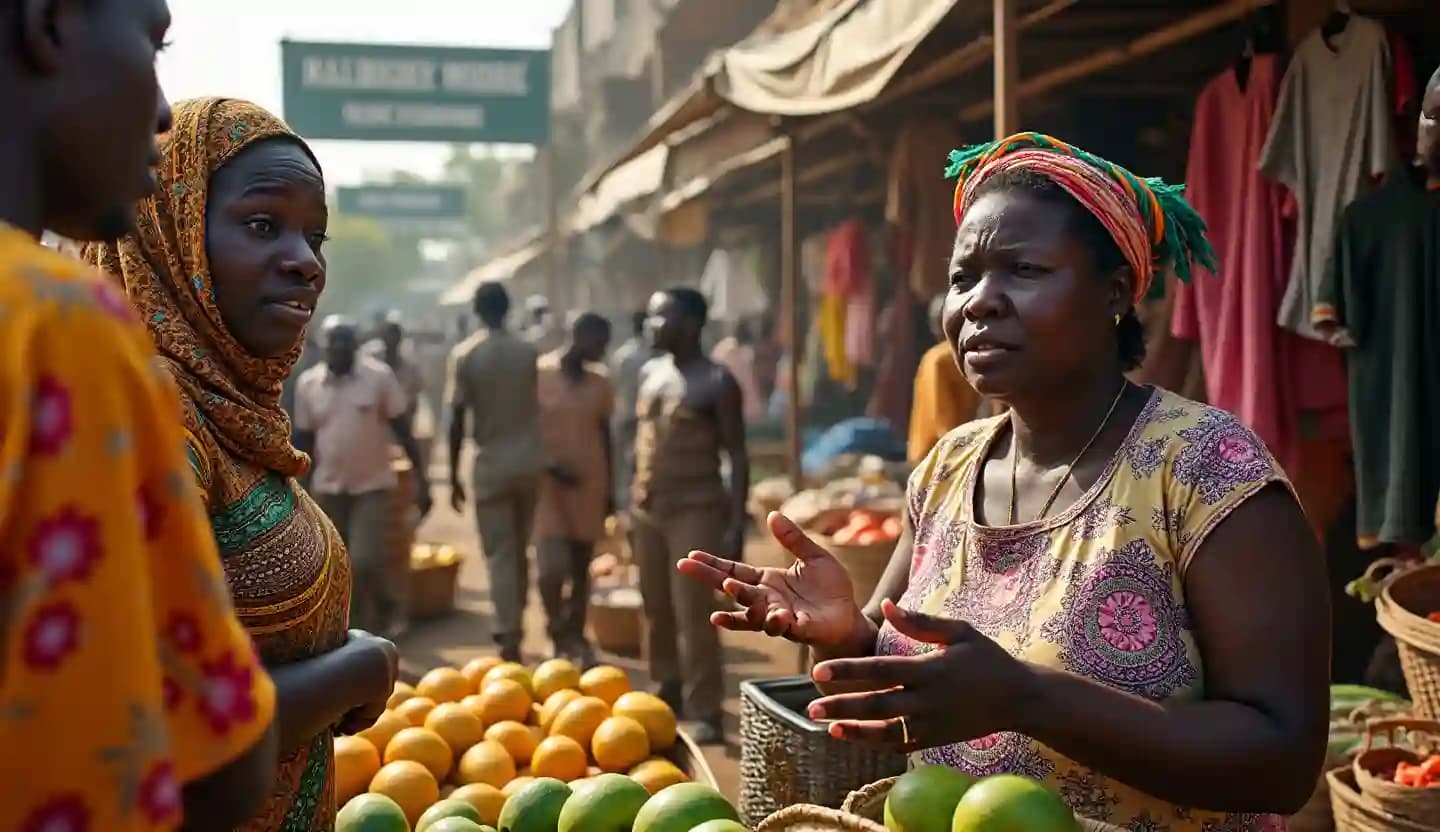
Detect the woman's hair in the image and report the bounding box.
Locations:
[971,167,1147,371]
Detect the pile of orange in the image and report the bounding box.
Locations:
[335,657,689,827]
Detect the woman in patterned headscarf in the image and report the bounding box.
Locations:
[680,134,1328,828]
[88,98,398,830]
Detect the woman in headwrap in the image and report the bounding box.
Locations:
[680,134,1327,826]
[88,98,399,830]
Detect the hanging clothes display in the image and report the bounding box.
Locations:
[1259,14,1396,342]
[819,219,869,387]
[886,116,961,300]
[698,246,769,323]
[1314,164,1440,549]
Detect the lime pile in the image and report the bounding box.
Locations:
[884,765,1079,832]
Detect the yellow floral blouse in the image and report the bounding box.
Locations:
[878,387,1291,831]
[0,228,276,832]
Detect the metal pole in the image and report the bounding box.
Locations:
[780,136,802,495]
[994,0,1019,138]
[544,143,561,314]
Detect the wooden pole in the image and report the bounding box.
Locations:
[543,144,561,314]
[780,135,802,495]
[994,0,1020,138]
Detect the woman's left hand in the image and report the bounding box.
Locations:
[806,600,1034,751]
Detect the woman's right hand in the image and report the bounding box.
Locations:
[336,629,399,733]
[677,513,875,655]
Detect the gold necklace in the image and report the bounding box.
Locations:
[1007,381,1129,525]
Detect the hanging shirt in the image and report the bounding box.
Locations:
[1174,56,1348,475]
[1259,16,1396,341]
[819,220,869,386]
[1314,167,1440,549]
[699,247,768,323]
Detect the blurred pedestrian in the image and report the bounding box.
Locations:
[609,309,652,511]
[296,315,431,636]
[534,313,615,665]
[90,98,406,830]
[448,282,544,662]
[365,310,427,431]
[630,288,749,744]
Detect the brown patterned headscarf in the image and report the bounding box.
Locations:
[87,97,315,478]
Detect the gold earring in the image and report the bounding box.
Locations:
[1114,314,1121,326]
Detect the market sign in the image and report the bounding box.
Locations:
[337,184,469,237]
[282,41,550,144]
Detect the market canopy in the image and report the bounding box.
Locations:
[439,235,546,306]
[573,0,960,209]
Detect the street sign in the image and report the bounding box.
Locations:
[337,184,469,237]
[282,41,550,144]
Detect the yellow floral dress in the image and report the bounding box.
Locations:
[879,387,1290,831]
[0,228,275,832]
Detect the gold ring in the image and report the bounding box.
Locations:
[899,715,912,746]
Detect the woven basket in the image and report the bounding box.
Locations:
[820,538,897,608]
[408,560,460,619]
[1328,767,1434,832]
[1369,559,1440,719]
[756,804,886,832]
[1351,718,1440,825]
[839,775,1125,832]
[587,583,643,656]
[738,677,907,827]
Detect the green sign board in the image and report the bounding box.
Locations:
[337,184,469,237]
[282,41,550,144]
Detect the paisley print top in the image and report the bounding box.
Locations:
[878,387,1291,831]
[185,421,352,832]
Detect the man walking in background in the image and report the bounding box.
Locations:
[534,313,615,666]
[296,316,431,636]
[448,283,544,662]
[630,288,749,744]
[609,309,652,512]
[365,310,427,432]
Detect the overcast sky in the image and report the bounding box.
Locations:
[157,0,572,185]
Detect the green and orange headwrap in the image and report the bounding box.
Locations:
[946,132,1216,306]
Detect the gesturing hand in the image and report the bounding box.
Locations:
[676,512,872,653]
[804,601,1034,751]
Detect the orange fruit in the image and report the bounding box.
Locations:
[485,720,540,765]
[370,760,441,826]
[387,681,417,710]
[450,782,508,826]
[531,734,588,781]
[532,658,582,702]
[591,715,651,773]
[333,735,381,803]
[395,696,438,726]
[530,703,544,726]
[504,776,537,798]
[478,679,534,725]
[384,726,454,782]
[550,696,610,749]
[425,702,487,757]
[627,758,689,794]
[357,709,411,756]
[482,662,535,697]
[456,739,517,789]
[539,689,583,732]
[418,666,473,704]
[579,666,630,706]
[461,655,505,690]
[613,691,678,751]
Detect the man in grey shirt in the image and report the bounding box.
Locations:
[448,282,544,661]
[608,309,653,511]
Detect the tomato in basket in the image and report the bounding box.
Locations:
[1428,611,1440,623]
[1393,755,1440,787]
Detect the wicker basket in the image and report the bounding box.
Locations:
[1369,560,1440,719]
[408,559,460,619]
[1328,767,1435,832]
[820,538,897,608]
[587,583,643,656]
[738,676,907,827]
[1351,718,1440,826]
[756,804,886,832]
[840,775,1126,832]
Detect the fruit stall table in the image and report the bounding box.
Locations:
[337,657,725,831]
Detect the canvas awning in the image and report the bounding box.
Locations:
[439,236,546,306]
[574,0,960,202]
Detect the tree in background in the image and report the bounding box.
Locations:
[318,214,423,319]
